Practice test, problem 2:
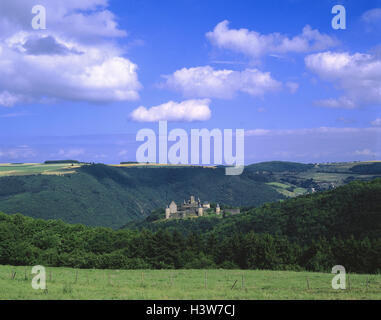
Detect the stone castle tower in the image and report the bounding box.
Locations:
[198,203,203,217]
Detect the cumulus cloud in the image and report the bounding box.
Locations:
[305,51,381,108]
[0,0,125,41]
[163,66,281,99]
[130,99,212,122]
[0,0,141,107]
[206,21,337,61]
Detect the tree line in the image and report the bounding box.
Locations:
[0,178,380,273]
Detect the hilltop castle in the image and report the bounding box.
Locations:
[165,195,223,219]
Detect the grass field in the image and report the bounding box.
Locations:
[266,182,308,197]
[0,163,82,176]
[0,265,380,300]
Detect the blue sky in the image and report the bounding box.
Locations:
[0,0,380,164]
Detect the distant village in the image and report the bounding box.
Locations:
[165,195,240,220]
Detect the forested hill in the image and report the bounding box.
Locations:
[0,161,380,229]
[124,179,381,244]
[0,164,283,228]
[0,179,380,273]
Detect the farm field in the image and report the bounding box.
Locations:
[0,265,380,300]
[266,182,308,197]
[0,163,82,176]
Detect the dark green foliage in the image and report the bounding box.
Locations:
[44,160,80,164]
[350,163,381,174]
[0,164,283,228]
[132,179,381,243]
[0,179,379,273]
[246,161,314,173]
[0,211,378,273]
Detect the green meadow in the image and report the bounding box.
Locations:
[0,265,380,300]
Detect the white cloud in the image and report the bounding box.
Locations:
[285,81,299,94]
[362,8,381,25]
[163,66,281,99]
[0,145,36,160]
[0,111,29,118]
[246,127,381,136]
[0,0,141,107]
[371,118,381,126]
[58,148,85,158]
[0,91,21,107]
[118,150,128,156]
[0,1,125,41]
[305,51,381,108]
[130,99,212,122]
[314,97,356,109]
[206,21,337,61]
[353,149,379,157]
[245,129,271,136]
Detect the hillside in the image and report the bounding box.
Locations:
[0,161,380,228]
[124,179,381,244]
[0,164,282,228]
[0,180,380,273]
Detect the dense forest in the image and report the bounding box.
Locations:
[125,178,381,241]
[0,179,380,273]
[0,164,284,228]
[1,161,380,228]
